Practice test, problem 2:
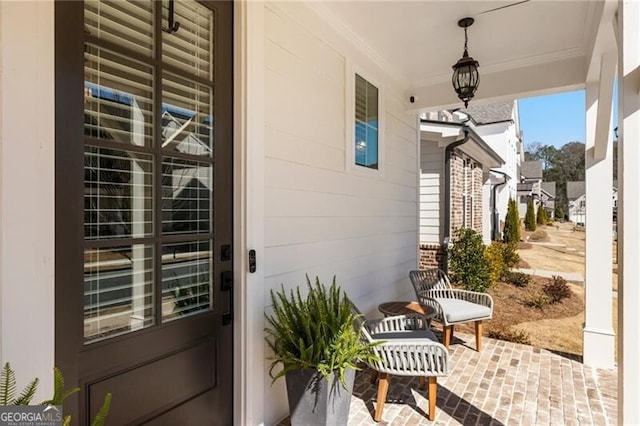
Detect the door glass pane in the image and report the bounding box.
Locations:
[85,0,154,57]
[84,147,153,240]
[162,73,213,156]
[84,245,154,343]
[85,44,153,146]
[162,157,212,235]
[162,0,213,78]
[162,240,212,322]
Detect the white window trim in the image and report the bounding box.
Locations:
[345,60,385,176]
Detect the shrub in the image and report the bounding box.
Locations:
[448,228,491,292]
[523,291,549,308]
[525,199,537,231]
[503,198,521,243]
[486,242,520,283]
[487,327,532,345]
[505,271,531,287]
[529,229,548,242]
[536,204,548,225]
[543,275,572,303]
[485,243,504,285]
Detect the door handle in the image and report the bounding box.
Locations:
[221,271,233,326]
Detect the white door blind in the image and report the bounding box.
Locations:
[85,0,154,57]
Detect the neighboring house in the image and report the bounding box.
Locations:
[567,181,586,225]
[541,181,556,220]
[419,112,504,269]
[457,101,523,241]
[518,160,543,218]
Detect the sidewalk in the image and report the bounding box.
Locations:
[513,268,584,283]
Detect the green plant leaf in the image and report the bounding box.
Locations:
[12,378,39,405]
[90,393,112,426]
[0,363,17,406]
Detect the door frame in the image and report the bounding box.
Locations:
[232,2,266,425]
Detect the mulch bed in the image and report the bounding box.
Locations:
[453,275,583,336]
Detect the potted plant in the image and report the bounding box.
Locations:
[265,276,378,426]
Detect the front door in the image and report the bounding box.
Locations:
[55,1,233,423]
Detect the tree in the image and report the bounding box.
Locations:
[503,198,521,243]
[525,141,586,220]
[448,228,491,292]
[525,199,537,231]
[536,203,548,225]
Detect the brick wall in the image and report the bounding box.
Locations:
[449,149,484,236]
[473,165,483,235]
[419,243,446,270]
[450,153,464,231]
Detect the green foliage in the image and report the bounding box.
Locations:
[529,229,548,242]
[503,198,521,243]
[0,363,110,425]
[486,242,521,285]
[487,327,532,345]
[504,271,532,287]
[448,228,491,292]
[265,276,379,388]
[543,275,572,303]
[91,393,112,426]
[1,363,39,405]
[536,204,548,224]
[523,291,549,308]
[484,243,504,285]
[525,199,537,231]
[42,367,79,406]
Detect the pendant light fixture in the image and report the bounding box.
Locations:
[452,17,480,108]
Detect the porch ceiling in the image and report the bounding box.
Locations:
[312,0,607,110]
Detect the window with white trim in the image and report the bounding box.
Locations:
[354,74,379,169]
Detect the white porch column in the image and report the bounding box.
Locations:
[0,1,55,398]
[618,0,640,423]
[583,56,616,368]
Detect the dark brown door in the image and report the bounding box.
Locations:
[55,1,233,424]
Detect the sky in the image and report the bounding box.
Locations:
[518,85,619,151]
[518,90,586,150]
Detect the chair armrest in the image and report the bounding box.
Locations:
[370,341,449,376]
[366,314,429,334]
[422,288,493,309]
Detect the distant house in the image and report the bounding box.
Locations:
[458,102,523,241]
[518,160,543,218]
[567,181,586,225]
[419,108,506,269]
[540,181,556,220]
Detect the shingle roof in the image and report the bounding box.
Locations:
[541,181,556,198]
[458,102,514,124]
[566,181,586,200]
[521,161,543,179]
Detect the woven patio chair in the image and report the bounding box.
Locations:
[352,304,449,421]
[409,268,493,351]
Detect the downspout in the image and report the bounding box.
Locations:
[490,170,509,241]
[443,128,470,273]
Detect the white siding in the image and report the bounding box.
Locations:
[263,4,419,424]
[419,140,443,244]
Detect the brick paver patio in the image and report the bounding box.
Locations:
[278,332,617,425]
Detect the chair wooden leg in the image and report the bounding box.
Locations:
[374,373,389,422]
[475,320,483,351]
[419,376,426,389]
[443,325,452,348]
[370,369,379,384]
[427,376,437,421]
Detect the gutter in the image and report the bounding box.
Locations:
[442,128,470,273]
[490,170,509,241]
[420,119,504,165]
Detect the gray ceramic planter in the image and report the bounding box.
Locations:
[285,368,355,426]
